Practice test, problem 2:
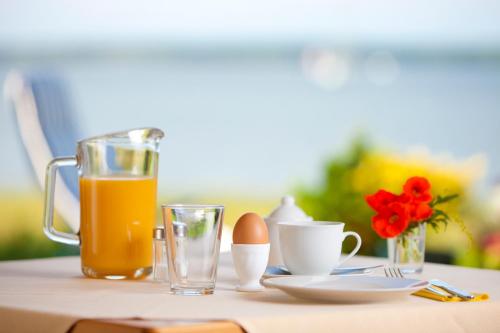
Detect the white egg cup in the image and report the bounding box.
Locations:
[231,243,270,292]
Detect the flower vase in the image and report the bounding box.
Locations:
[387,222,426,274]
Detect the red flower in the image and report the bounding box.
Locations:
[403,176,432,204]
[410,203,434,221]
[366,176,436,238]
[371,202,410,238]
[365,190,399,212]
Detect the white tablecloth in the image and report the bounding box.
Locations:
[1,253,499,333]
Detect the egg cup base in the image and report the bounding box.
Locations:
[236,283,265,292]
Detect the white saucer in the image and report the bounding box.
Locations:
[262,264,382,278]
[262,275,429,303]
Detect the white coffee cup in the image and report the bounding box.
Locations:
[278,221,362,275]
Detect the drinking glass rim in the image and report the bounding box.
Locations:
[161,204,224,209]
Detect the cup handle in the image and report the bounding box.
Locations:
[43,156,80,246]
[338,231,362,267]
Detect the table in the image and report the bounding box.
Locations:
[1,253,499,333]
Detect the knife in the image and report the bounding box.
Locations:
[429,279,475,300]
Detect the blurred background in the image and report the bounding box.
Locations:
[1,0,500,268]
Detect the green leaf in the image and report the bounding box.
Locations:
[431,194,459,207]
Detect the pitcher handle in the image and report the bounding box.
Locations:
[338,231,362,267]
[43,156,79,246]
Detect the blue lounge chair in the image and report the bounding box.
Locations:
[3,70,82,232]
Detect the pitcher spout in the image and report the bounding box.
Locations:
[78,127,164,145]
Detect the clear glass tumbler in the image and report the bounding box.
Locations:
[162,204,224,295]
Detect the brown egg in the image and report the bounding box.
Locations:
[233,212,269,244]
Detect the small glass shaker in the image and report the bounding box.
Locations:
[153,226,168,282]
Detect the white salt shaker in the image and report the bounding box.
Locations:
[264,195,312,266]
[152,227,168,282]
[231,212,270,292]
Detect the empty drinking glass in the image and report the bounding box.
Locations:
[162,204,224,295]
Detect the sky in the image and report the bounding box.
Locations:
[1,0,500,50]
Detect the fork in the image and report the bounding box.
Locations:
[384,266,475,300]
[383,266,453,299]
[384,266,404,278]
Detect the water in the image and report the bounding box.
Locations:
[1,52,500,196]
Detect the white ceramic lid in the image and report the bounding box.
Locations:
[266,195,312,222]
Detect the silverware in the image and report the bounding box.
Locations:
[384,266,474,300]
[383,266,446,297]
[429,279,475,300]
[265,264,384,276]
[334,265,384,274]
[424,285,455,299]
[384,266,404,278]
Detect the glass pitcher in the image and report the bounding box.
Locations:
[43,128,164,279]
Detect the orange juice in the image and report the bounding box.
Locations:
[79,176,157,279]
